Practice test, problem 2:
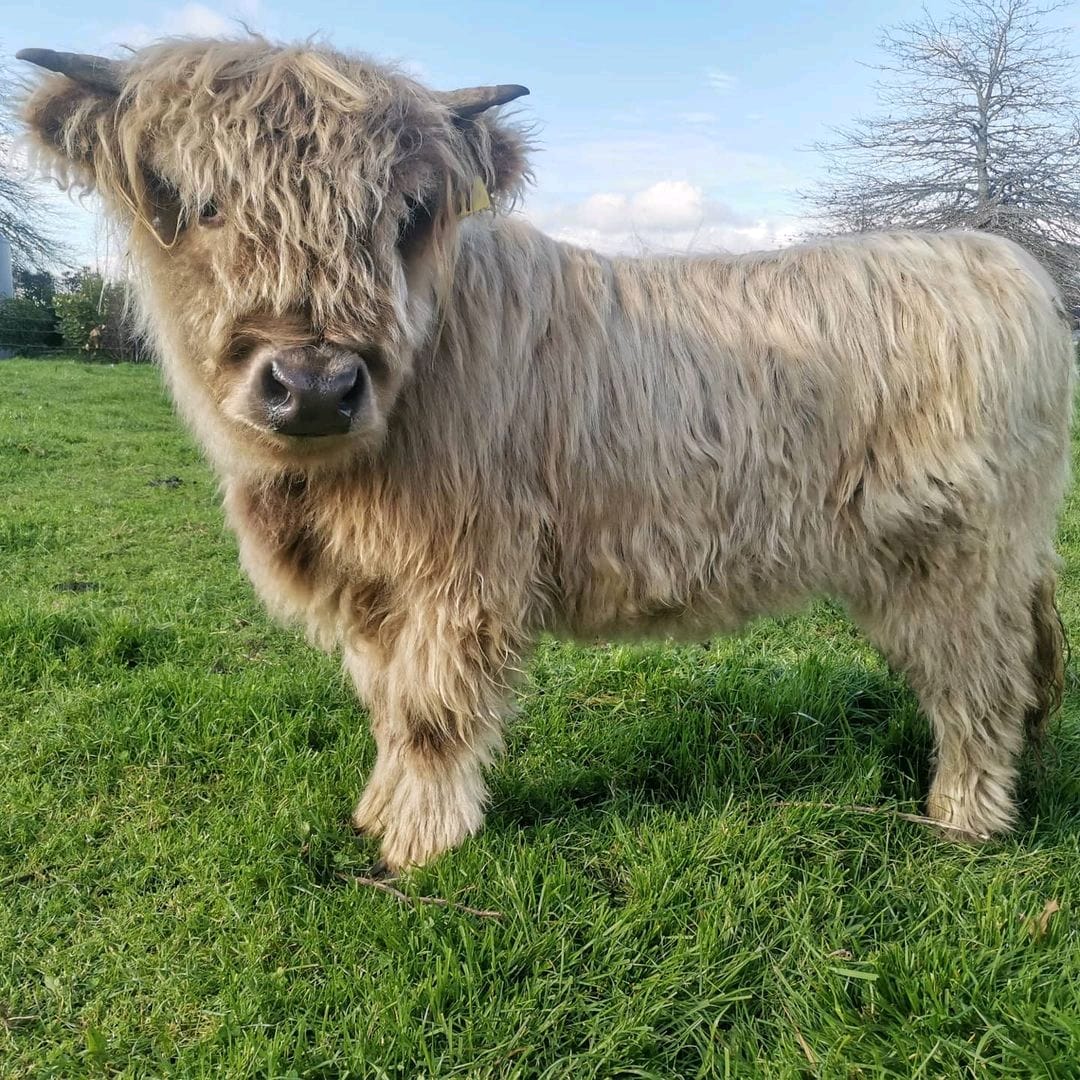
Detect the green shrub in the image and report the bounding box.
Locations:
[54,271,107,353]
[53,270,148,361]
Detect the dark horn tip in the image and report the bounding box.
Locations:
[493,84,530,106]
[14,47,123,92]
[16,48,55,64]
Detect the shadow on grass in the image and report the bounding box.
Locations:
[490,647,1078,841]
[493,654,918,824]
[0,610,180,687]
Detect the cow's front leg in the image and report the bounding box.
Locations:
[351,724,496,873]
[343,622,517,873]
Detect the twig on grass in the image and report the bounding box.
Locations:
[770,964,818,1066]
[334,872,503,919]
[780,1001,817,1066]
[0,868,50,888]
[1,1015,38,1029]
[771,801,991,841]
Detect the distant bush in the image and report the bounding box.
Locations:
[53,270,149,362]
[2,267,149,361]
[13,268,57,307]
[54,273,105,353]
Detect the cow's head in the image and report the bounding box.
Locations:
[19,40,529,472]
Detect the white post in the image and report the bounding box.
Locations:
[0,235,12,299]
[0,235,12,358]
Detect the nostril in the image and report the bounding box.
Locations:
[263,361,293,409]
[338,366,364,418]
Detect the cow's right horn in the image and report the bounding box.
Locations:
[436,84,530,118]
[16,48,124,94]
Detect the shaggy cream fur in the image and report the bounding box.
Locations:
[22,38,1073,870]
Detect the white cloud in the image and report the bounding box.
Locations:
[706,69,738,92]
[533,127,799,204]
[627,179,706,230]
[526,120,805,258]
[168,4,238,37]
[528,180,804,257]
[677,112,719,126]
[104,1,261,50]
[572,192,629,233]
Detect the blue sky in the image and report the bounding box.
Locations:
[7,0,1080,264]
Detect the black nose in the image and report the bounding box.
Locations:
[260,355,364,436]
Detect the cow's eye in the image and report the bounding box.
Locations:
[145,172,183,242]
[198,201,224,227]
[397,195,434,257]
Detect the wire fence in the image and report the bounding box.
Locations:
[0,306,64,356]
[0,300,151,362]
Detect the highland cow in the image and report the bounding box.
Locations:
[19,39,1072,872]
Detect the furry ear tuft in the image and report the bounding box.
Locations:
[486,119,531,200]
[21,74,117,190]
[456,115,532,203]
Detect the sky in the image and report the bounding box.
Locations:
[5,0,1080,267]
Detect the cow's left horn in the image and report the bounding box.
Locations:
[16,48,124,93]
[437,84,529,118]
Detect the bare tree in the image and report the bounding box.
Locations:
[807,0,1080,307]
[0,50,65,268]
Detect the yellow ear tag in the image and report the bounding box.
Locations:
[460,176,491,218]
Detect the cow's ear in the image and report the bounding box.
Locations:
[461,115,531,200]
[436,84,531,200]
[19,51,124,189]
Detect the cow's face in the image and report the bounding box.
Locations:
[20,41,528,472]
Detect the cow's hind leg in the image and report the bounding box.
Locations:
[855,559,1050,841]
[1025,572,1066,744]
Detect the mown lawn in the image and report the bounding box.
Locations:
[1,357,1079,1078]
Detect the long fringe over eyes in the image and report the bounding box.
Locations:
[24,36,529,334]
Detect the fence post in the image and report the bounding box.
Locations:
[0,236,12,358]
[0,235,12,299]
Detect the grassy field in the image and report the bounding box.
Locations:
[1,358,1079,1078]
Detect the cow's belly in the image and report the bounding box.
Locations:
[554,521,821,642]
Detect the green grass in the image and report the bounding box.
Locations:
[1,358,1079,1078]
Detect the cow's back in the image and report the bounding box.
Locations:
[506,229,1074,634]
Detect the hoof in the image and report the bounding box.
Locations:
[926,784,1012,844]
[350,815,375,837]
[367,858,397,881]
